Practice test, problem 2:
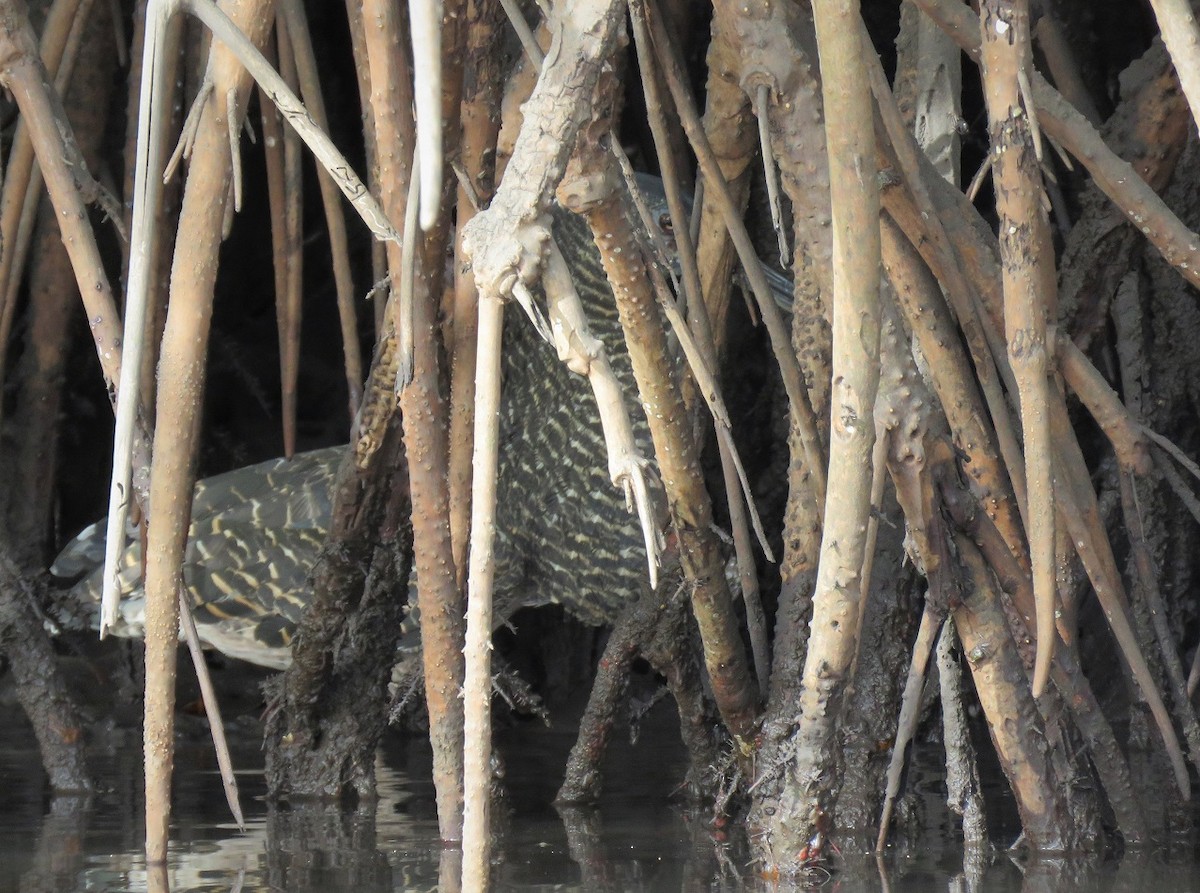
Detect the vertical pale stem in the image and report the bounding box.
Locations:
[777,0,881,864]
[978,0,1056,697]
[448,0,502,584]
[462,293,503,890]
[139,0,276,864]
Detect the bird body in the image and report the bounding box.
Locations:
[53,207,656,669]
[52,177,792,669]
[52,448,338,667]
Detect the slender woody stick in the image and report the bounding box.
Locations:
[462,293,503,890]
[103,0,168,634]
[642,1,826,511]
[278,0,363,421]
[978,0,1057,697]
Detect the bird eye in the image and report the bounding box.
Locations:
[657,212,673,235]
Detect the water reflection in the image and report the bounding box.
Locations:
[61,747,444,891]
[17,793,89,891]
[2,702,707,892]
[4,702,1200,891]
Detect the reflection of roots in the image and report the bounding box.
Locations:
[76,756,440,891]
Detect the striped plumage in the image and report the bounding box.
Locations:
[53,177,793,669]
[53,203,658,668]
[52,448,339,668]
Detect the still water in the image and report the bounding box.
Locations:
[3,695,1200,891]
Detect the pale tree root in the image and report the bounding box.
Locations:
[937,620,987,852]
[952,534,1083,851]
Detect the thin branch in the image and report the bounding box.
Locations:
[1154,447,1200,529]
[1145,426,1200,486]
[0,0,94,418]
[754,83,789,266]
[448,0,505,586]
[272,11,302,456]
[936,619,987,850]
[626,9,781,704]
[184,0,400,241]
[177,587,245,830]
[565,157,762,729]
[1058,337,1151,474]
[640,0,826,510]
[1120,471,1200,776]
[462,290,503,890]
[877,603,942,850]
[1048,397,1191,796]
[279,0,364,423]
[978,0,1056,697]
